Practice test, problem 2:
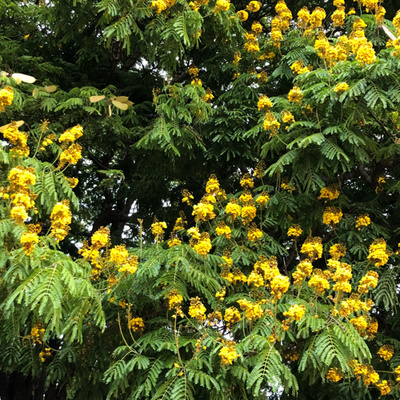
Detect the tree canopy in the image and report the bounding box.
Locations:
[1,0,400,399]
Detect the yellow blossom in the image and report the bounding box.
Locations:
[288,86,303,103]
[224,307,241,326]
[356,214,370,229]
[189,297,206,321]
[318,185,340,201]
[326,368,343,382]
[59,125,83,143]
[0,86,14,112]
[323,206,343,226]
[287,224,302,238]
[50,201,71,241]
[128,317,144,332]
[334,82,349,93]
[377,345,394,361]
[358,271,378,294]
[219,342,238,365]
[367,238,389,267]
[283,304,306,321]
[216,221,231,239]
[237,10,248,21]
[109,245,129,266]
[246,1,261,12]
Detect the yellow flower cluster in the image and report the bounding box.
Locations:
[377,345,394,361]
[361,0,379,13]
[246,1,261,12]
[193,201,216,222]
[66,177,79,188]
[356,214,370,229]
[7,166,37,224]
[243,32,260,53]
[109,244,129,266]
[350,315,368,333]
[308,269,330,293]
[50,200,71,241]
[338,294,373,317]
[292,260,313,285]
[206,174,220,194]
[216,221,231,239]
[202,88,214,102]
[318,185,340,201]
[247,223,263,241]
[288,86,303,103]
[21,224,41,255]
[189,64,199,78]
[290,60,311,75]
[287,224,302,238]
[270,0,292,48]
[91,227,110,249]
[219,341,238,365]
[0,86,14,112]
[213,0,230,13]
[395,365,400,383]
[182,189,194,205]
[59,125,83,143]
[237,299,263,321]
[329,243,346,260]
[128,317,144,332]
[331,0,345,27]
[252,21,262,34]
[300,236,323,260]
[357,271,378,294]
[151,0,175,13]
[281,110,295,127]
[367,238,389,267]
[326,367,342,382]
[241,202,256,226]
[255,191,269,207]
[39,347,51,363]
[3,122,30,157]
[167,289,183,310]
[247,270,264,287]
[257,95,273,111]
[224,306,241,326]
[189,297,207,321]
[24,322,45,344]
[297,7,310,29]
[323,206,343,226]
[334,82,349,93]
[118,255,138,274]
[270,274,290,300]
[350,360,380,386]
[151,220,167,242]
[192,232,212,256]
[167,236,181,247]
[332,262,352,292]
[283,304,306,321]
[58,143,82,169]
[237,10,248,22]
[263,112,280,136]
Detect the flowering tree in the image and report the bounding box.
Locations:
[1,0,400,399]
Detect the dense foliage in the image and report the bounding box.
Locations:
[1,0,400,399]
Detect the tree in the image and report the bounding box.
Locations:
[1,0,400,399]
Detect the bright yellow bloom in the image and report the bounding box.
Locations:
[237,10,248,21]
[0,86,13,112]
[206,174,220,194]
[323,206,343,226]
[118,255,138,274]
[247,270,264,287]
[377,345,394,361]
[300,237,323,260]
[255,191,269,207]
[50,201,71,241]
[237,299,263,320]
[59,143,82,168]
[224,307,241,326]
[334,82,349,93]
[292,260,313,285]
[318,185,340,201]
[219,342,238,365]
[283,304,306,321]
[216,221,231,239]
[20,224,41,255]
[356,214,370,229]
[59,125,83,143]
[350,315,368,333]
[91,227,110,249]
[358,271,379,294]
[287,224,302,238]
[168,289,183,309]
[128,317,144,332]
[182,189,194,205]
[246,1,261,12]
[225,199,241,221]
[189,297,206,321]
[193,232,212,256]
[257,95,273,111]
[367,238,389,267]
[288,86,303,103]
[213,0,229,13]
[188,65,199,77]
[247,224,263,241]
[192,202,216,222]
[326,368,343,382]
[308,269,330,293]
[109,244,129,266]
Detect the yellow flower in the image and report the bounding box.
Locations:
[356,214,370,229]
[255,191,269,207]
[350,315,368,333]
[118,255,138,274]
[377,345,394,361]
[216,221,231,239]
[128,317,144,332]
[188,64,199,77]
[225,199,241,221]
[0,86,14,112]
[213,0,230,13]
[240,173,254,188]
[288,86,303,103]
[151,220,167,242]
[59,125,83,143]
[322,206,343,226]
[318,185,340,201]
[237,299,263,320]
[189,297,206,321]
[300,236,323,260]
[182,189,194,205]
[334,82,349,93]
[237,10,248,21]
[50,201,71,241]
[326,368,343,382]
[270,274,290,300]
[367,238,389,267]
[167,289,183,309]
[58,143,82,168]
[247,224,263,242]
[219,342,238,365]
[91,227,110,249]
[292,260,313,285]
[224,307,241,326]
[246,1,261,12]
[308,269,330,293]
[20,224,41,255]
[192,232,212,256]
[283,304,306,321]
[287,224,302,238]
[109,244,129,266]
[192,202,215,222]
[358,271,378,294]
[251,21,262,34]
